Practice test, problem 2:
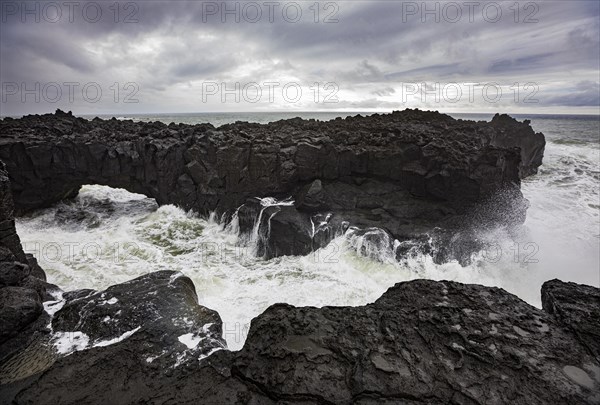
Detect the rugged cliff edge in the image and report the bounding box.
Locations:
[0,109,545,262]
[1,272,599,404]
[0,162,54,358]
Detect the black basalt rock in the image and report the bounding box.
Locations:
[0,161,54,386]
[2,271,226,404]
[0,287,42,344]
[0,109,546,263]
[542,279,600,362]
[232,279,600,404]
[0,109,544,216]
[3,275,600,404]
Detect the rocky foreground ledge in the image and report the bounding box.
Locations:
[0,109,545,263]
[1,271,599,404]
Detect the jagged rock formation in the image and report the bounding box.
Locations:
[2,274,598,404]
[0,161,27,264]
[0,271,226,402]
[231,279,600,404]
[0,109,545,261]
[0,162,53,366]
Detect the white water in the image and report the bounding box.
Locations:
[16,115,599,351]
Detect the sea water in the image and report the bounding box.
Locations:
[16,112,600,350]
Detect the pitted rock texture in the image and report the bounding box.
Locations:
[542,279,600,362]
[232,279,600,404]
[4,277,599,404]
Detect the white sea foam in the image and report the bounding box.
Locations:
[93,326,141,348]
[43,294,65,317]
[178,333,203,349]
[15,117,600,351]
[52,331,90,355]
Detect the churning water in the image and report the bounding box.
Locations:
[16,113,599,350]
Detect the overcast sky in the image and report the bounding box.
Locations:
[1,0,598,115]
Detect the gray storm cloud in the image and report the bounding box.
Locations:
[0,0,598,115]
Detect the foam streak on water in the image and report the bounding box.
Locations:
[15,114,600,350]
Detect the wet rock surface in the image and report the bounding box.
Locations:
[0,109,545,214]
[50,270,224,357]
[2,277,599,404]
[0,271,226,403]
[0,162,597,403]
[0,287,43,344]
[0,162,51,365]
[0,109,545,262]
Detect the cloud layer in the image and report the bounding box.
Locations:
[1,0,598,115]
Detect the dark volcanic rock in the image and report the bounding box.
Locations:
[0,109,543,215]
[25,254,45,282]
[0,110,544,216]
[487,113,546,178]
[5,277,599,404]
[50,270,224,358]
[0,161,27,264]
[53,197,115,229]
[262,205,313,258]
[233,279,600,404]
[0,261,30,287]
[0,109,546,262]
[0,287,42,344]
[2,271,227,404]
[542,279,600,362]
[296,179,331,212]
[0,161,50,367]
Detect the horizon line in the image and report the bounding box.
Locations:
[2,110,599,118]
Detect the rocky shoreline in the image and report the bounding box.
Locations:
[1,110,599,404]
[2,266,599,404]
[0,109,545,263]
